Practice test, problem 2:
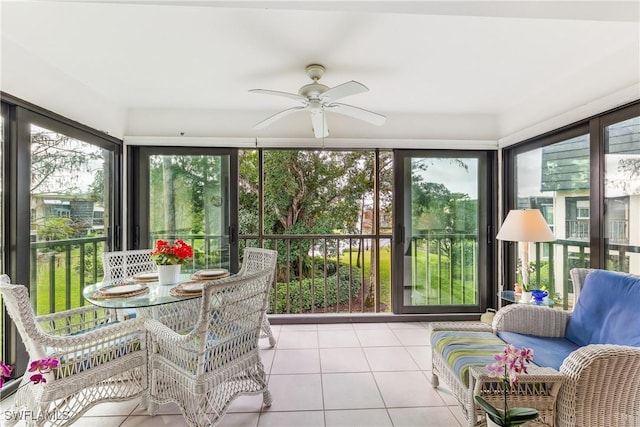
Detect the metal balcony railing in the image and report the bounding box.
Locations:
[30,236,107,315]
[28,233,640,316]
[566,219,629,244]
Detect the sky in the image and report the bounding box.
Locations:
[415,157,478,199]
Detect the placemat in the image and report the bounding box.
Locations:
[129,272,159,283]
[170,280,205,297]
[91,284,149,299]
[191,270,230,280]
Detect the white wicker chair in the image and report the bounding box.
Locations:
[145,269,273,427]
[0,275,147,427]
[102,249,157,282]
[238,247,278,347]
[102,249,158,320]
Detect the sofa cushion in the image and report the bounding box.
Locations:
[431,330,507,387]
[565,270,640,347]
[497,331,579,371]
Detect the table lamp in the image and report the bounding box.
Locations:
[496,209,555,290]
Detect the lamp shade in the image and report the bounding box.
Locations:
[496,209,555,242]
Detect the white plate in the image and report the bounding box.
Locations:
[133,272,158,280]
[181,282,203,292]
[103,284,144,295]
[195,269,227,278]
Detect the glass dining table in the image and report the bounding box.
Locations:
[82,269,232,311]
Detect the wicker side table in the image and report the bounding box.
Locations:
[468,365,564,427]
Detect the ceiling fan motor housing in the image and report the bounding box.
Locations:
[305,64,325,81]
[299,64,328,98]
[299,83,329,99]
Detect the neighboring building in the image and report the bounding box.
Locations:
[540,119,640,273]
[31,194,104,238]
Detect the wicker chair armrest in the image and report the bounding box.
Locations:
[37,316,145,349]
[145,318,194,344]
[561,344,640,381]
[36,305,118,335]
[429,321,493,334]
[36,304,111,320]
[558,344,640,426]
[145,318,205,372]
[493,304,570,337]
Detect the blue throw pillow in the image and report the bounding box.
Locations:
[565,270,640,347]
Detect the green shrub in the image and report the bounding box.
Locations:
[273,263,363,314]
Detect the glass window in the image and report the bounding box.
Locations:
[604,116,640,274]
[514,133,590,309]
[238,149,393,313]
[146,153,231,271]
[29,125,113,315]
[393,150,494,314]
[404,156,480,306]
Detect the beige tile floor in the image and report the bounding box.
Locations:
[1,322,467,427]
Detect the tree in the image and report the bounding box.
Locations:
[149,155,224,236]
[30,126,105,243]
[38,217,75,241]
[410,159,476,277]
[239,150,384,278]
[31,126,100,194]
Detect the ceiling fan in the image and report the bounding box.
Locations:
[250,64,386,138]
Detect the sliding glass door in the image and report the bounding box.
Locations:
[129,147,237,273]
[392,150,496,314]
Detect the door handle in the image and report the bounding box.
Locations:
[395,225,405,245]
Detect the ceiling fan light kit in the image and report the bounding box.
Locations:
[250,64,386,138]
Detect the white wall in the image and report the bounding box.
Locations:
[0,37,125,138]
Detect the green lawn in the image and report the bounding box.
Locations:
[31,242,475,317]
[32,250,102,316]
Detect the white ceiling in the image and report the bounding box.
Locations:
[1,1,639,145]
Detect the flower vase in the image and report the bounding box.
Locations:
[520,291,532,303]
[157,264,181,285]
[485,417,500,427]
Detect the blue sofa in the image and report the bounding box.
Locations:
[431,269,640,427]
[492,268,640,427]
[496,269,640,371]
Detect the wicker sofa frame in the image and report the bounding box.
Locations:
[431,268,640,427]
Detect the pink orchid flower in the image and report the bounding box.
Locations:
[0,360,13,378]
[29,373,46,384]
[29,358,59,372]
[486,345,535,387]
[0,358,59,389]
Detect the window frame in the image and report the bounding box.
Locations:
[0,93,122,394]
[502,100,640,286]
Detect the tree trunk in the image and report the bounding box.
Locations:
[162,157,176,234]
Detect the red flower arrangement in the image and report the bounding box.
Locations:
[150,239,193,265]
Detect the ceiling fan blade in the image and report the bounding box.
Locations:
[310,108,329,138]
[326,103,386,126]
[249,89,307,103]
[321,81,368,103]
[254,106,306,129]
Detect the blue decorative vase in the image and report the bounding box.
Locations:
[531,289,548,304]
